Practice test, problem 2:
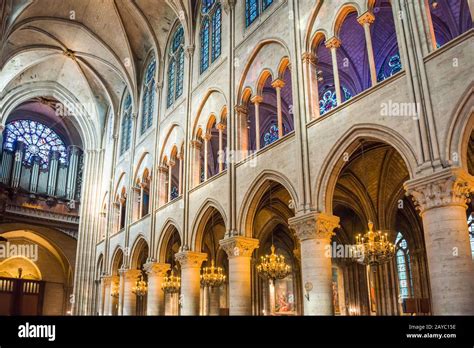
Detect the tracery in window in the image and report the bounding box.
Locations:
[140,57,156,134]
[200,0,222,74]
[167,26,185,108]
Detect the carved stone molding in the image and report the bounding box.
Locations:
[325,37,341,49]
[219,236,259,258]
[289,212,340,242]
[175,251,207,269]
[144,262,170,277]
[302,51,317,65]
[357,11,375,25]
[404,168,474,214]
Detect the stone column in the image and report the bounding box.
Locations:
[175,251,207,315]
[203,133,211,181]
[101,275,111,315]
[358,11,377,86]
[178,152,183,195]
[219,236,259,315]
[271,78,286,138]
[144,262,170,316]
[404,168,474,315]
[157,165,168,206]
[325,37,342,105]
[167,159,175,202]
[208,286,220,316]
[302,52,320,120]
[120,269,141,316]
[217,123,226,173]
[289,212,340,315]
[191,140,202,188]
[235,105,249,157]
[250,95,263,151]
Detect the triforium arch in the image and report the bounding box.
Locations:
[191,199,228,252]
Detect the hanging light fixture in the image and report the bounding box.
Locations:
[256,183,291,281]
[110,280,119,298]
[352,140,395,269]
[200,212,226,287]
[161,232,181,294]
[131,273,147,297]
[201,260,226,287]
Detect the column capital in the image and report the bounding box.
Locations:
[202,132,212,141]
[302,51,318,65]
[357,11,375,25]
[168,158,176,167]
[216,122,226,131]
[289,212,340,242]
[191,139,202,149]
[219,236,259,258]
[119,268,142,281]
[250,95,264,105]
[325,37,341,49]
[175,251,207,269]
[158,165,169,173]
[404,168,474,215]
[234,104,248,115]
[271,78,286,89]
[144,262,170,277]
[0,124,5,132]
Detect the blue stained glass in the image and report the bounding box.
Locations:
[377,53,402,82]
[170,186,179,200]
[211,5,222,62]
[319,89,337,115]
[167,25,184,108]
[167,61,176,108]
[468,214,474,260]
[262,0,273,10]
[200,18,210,73]
[201,0,216,14]
[395,232,412,300]
[120,92,132,154]
[246,0,259,27]
[141,57,156,134]
[342,86,352,102]
[3,120,67,168]
[263,124,279,147]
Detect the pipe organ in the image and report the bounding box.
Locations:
[0,141,83,202]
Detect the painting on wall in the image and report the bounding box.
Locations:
[332,267,340,314]
[273,276,295,314]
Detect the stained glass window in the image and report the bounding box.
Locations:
[200,0,221,74]
[170,186,179,201]
[167,26,184,108]
[3,120,67,168]
[246,0,259,27]
[246,0,274,27]
[141,57,156,134]
[342,86,352,102]
[263,124,279,147]
[395,232,413,300]
[319,89,337,115]
[120,92,132,155]
[377,53,402,82]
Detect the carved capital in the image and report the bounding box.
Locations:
[219,236,259,258]
[404,168,474,215]
[357,11,375,25]
[302,52,317,65]
[250,95,264,105]
[325,37,341,49]
[144,262,170,277]
[202,132,212,141]
[234,104,248,115]
[191,139,202,149]
[271,78,286,89]
[216,122,226,131]
[289,212,340,242]
[0,124,5,132]
[175,251,207,269]
[185,45,195,58]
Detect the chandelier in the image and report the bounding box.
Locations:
[257,245,291,280]
[354,221,395,268]
[161,271,181,294]
[110,281,119,298]
[131,274,147,297]
[201,260,226,287]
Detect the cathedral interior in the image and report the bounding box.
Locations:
[0,0,473,317]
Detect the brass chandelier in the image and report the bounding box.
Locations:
[201,260,226,287]
[354,221,395,268]
[110,280,119,298]
[161,271,181,293]
[257,244,291,280]
[131,273,147,297]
